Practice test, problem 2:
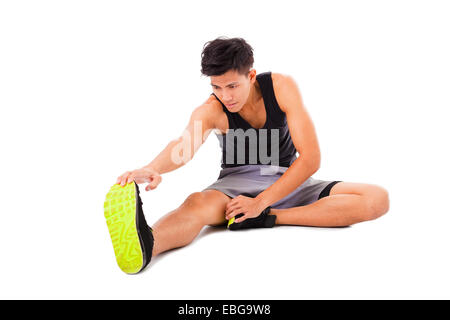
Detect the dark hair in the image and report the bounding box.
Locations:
[201,37,254,77]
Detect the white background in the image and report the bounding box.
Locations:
[1,0,449,299]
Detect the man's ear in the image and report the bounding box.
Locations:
[248,68,257,83]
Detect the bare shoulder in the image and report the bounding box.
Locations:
[191,95,223,130]
[204,94,222,110]
[271,72,302,114]
[205,95,229,134]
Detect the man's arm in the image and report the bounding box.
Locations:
[117,99,217,188]
[144,101,216,174]
[255,73,321,208]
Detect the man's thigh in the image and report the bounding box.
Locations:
[270,177,341,209]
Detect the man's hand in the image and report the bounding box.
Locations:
[116,166,162,191]
[225,195,266,223]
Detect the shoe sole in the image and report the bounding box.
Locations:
[104,182,144,274]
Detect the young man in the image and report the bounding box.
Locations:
[104,37,390,274]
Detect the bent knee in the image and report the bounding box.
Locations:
[181,191,229,225]
[365,185,390,220]
[183,192,208,209]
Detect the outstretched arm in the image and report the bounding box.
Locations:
[116,100,216,189]
[145,102,216,174]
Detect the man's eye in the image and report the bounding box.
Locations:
[213,85,237,89]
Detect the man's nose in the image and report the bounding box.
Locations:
[222,93,232,102]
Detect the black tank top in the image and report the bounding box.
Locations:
[212,71,298,168]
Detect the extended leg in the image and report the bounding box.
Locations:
[271,182,390,227]
[151,190,231,257]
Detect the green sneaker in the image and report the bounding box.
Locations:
[104,181,154,274]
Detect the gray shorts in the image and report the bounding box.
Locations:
[202,164,342,209]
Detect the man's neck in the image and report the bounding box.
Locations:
[241,81,262,114]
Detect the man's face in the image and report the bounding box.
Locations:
[210,69,256,112]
